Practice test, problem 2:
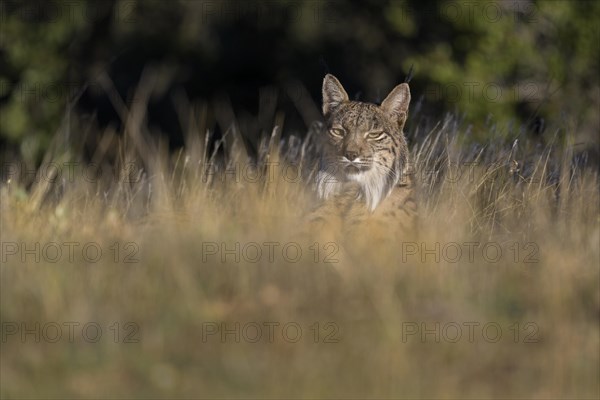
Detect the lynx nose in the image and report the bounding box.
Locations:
[345,150,360,161]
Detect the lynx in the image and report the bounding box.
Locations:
[310,74,417,235]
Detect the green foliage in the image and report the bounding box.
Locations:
[1,0,87,160]
[398,1,600,136]
[0,0,598,163]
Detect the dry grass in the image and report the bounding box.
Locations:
[1,84,599,399]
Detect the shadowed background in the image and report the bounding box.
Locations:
[1,0,598,165]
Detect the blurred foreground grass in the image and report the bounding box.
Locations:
[1,101,599,399]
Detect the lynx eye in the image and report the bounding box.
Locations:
[329,128,346,138]
[365,130,385,140]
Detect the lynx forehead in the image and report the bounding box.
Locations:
[317,74,411,211]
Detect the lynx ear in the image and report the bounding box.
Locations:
[322,74,349,115]
[381,83,411,127]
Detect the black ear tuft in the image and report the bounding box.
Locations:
[404,64,414,84]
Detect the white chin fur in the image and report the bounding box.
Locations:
[316,166,392,212]
[349,168,386,211]
[346,171,364,181]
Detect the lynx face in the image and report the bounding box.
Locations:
[317,74,411,211]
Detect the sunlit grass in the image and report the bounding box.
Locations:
[1,88,598,398]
